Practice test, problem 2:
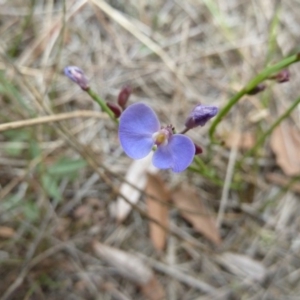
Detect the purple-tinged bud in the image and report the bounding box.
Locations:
[64,66,89,91]
[269,69,290,83]
[118,85,132,108]
[247,83,266,95]
[184,104,218,129]
[194,143,203,155]
[106,101,122,118]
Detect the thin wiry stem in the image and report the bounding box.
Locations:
[209,53,300,143]
[86,88,118,122]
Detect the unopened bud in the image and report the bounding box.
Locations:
[269,69,290,83]
[194,143,203,155]
[247,83,266,95]
[184,104,218,129]
[118,85,132,108]
[64,66,89,90]
[106,101,122,118]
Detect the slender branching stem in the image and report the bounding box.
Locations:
[209,53,300,143]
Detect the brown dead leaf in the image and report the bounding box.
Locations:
[0,226,15,238]
[146,173,170,251]
[271,123,300,176]
[172,185,221,245]
[93,241,165,300]
[224,131,255,150]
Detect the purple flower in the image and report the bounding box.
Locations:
[119,103,195,172]
[64,66,89,90]
[185,104,218,129]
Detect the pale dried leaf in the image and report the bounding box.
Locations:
[110,154,158,222]
[172,185,221,245]
[224,131,255,150]
[271,123,300,176]
[93,242,166,300]
[217,252,266,282]
[146,173,170,251]
[0,226,15,238]
[93,241,153,285]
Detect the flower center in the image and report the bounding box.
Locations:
[152,126,173,147]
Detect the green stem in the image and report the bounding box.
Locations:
[209,53,300,143]
[86,88,118,123]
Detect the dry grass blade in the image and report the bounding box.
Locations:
[18,0,88,65]
[89,0,198,96]
[172,185,221,245]
[0,110,106,133]
[93,242,165,300]
[145,173,170,251]
[270,122,300,176]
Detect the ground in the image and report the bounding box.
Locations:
[0,1,300,299]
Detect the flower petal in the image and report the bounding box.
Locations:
[152,134,195,172]
[152,145,173,170]
[119,103,160,159]
[119,132,154,159]
[119,103,160,136]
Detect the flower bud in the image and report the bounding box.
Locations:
[184,104,218,129]
[106,101,122,118]
[247,83,266,95]
[269,69,290,83]
[118,85,132,108]
[64,66,89,90]
[194,143,203,155]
